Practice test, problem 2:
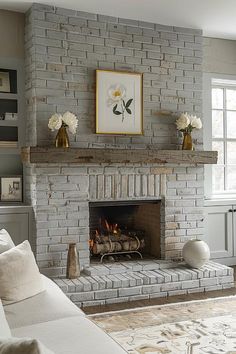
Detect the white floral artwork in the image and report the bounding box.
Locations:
[96,70,143,135]
[107,84,133,122]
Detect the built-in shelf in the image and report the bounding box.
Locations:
[0,148,20,155]
[0,93,18,100]
[21,147,218,165]
[0,120,18,127]
[0,60,24,178]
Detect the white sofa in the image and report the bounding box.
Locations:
[3,275,126,354]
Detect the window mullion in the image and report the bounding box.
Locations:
[223,87,227,191]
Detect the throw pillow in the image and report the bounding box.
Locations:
[0,240,45,305]
[0,229,15,254]
[0,337,54,354]
[0,299,11,338]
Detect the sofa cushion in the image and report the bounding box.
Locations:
[0,299,11,338]
[0,337,54,354]
[4,275,84,329]
[12,316,126,354]
[0,240,45,305]
[0,229,15,254]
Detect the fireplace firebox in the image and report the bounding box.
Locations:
[89,200,161,262]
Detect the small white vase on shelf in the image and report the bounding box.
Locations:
[182,239,210,269]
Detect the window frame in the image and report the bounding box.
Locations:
[203,73,236,199]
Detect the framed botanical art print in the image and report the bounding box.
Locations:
[96,70,143,135]
[1,176,22,202]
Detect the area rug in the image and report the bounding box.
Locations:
[89,296,236,353]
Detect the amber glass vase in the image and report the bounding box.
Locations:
[182,132,193,150]
[55,126,69,148]
[66,243,80,279]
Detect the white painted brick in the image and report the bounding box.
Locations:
[119,287,142,297]
[95,289,118,299]
[200,278,218,287]
[168,289,187,296]
[182,279,200,289]
[142,284,161,294]
[161,281,182,291]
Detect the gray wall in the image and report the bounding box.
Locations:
[203,37,236,75]
[25,3,203,150]
[0,10,24,59]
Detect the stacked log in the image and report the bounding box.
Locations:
[90,233,145,256]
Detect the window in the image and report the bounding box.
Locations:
[204,75,236,197]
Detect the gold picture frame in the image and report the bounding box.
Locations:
[96,70,143,135]
[0,71,10,93]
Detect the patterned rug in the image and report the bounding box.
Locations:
[89,296,236,354]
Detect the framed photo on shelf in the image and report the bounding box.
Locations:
[96,70,143,135]
[0,71,10,93]
[0,176,22,202]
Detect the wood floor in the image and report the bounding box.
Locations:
[83,266,236,315]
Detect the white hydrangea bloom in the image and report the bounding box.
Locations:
[190,115,202,129]
[48,114,62,131]
[176,113,190,131]
[62,111,78,135]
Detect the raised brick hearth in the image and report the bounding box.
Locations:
[54,260,234,308]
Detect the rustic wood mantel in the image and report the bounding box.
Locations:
[21,147,218,165]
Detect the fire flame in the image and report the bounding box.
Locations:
[104,219,119,235]
[89,239,94,250]
[89,219,121,247]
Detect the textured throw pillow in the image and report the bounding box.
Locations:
[0,299,11,338]
[0,338,54,354]
[0,229,15,254]
[0,240,45,305]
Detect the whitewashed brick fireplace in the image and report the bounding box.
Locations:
[24,160,207,277]
[24,4,214,278]
[22,4,235,307]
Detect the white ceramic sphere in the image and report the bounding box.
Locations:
[182,239,210,268]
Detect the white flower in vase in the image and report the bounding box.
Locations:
[48,113,62,131]
[48,111,78,148]
[176,112,202,133]
[176,112,202,150]
[62,111,78,135]
[190,115,203,130]
[176,113,190,131]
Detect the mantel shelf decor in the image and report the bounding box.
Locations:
[21,147,218,165]
[48,111,78,148]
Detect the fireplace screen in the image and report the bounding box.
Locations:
[89,200,161,262]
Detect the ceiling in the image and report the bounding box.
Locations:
[1,0,236,40]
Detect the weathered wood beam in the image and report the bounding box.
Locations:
[21,147,218,165]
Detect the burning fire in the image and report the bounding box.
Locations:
[89,219,121,250]
[104,219,119,234]
[89,239,94,248]
[89,217,145,257]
